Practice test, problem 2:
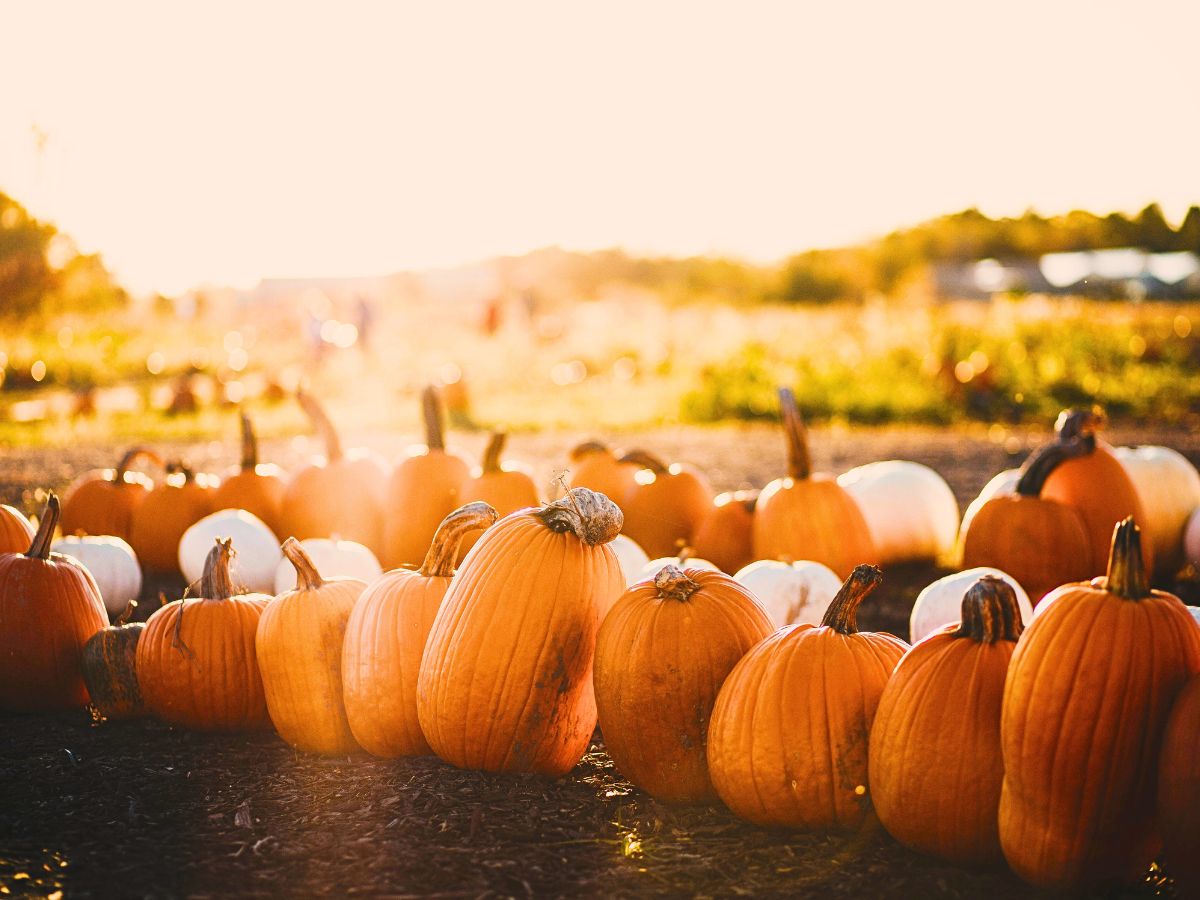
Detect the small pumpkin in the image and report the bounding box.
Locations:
[594,565,773,803]
[707,565,908,830]
[60,447,162,541]
[457,432,538,558]
[129,462,218,574]
[1113,444,1200,579]
[870,576,1023,866]
[733,558,842,629]
[609,534,651,587]
[0,504,34,554]
[752,388,875,578]
[1158,674,1200,893]
[618,449,714,559]
[837,460,959,566]
[51,535,143,618]
[908,567,1032,644]
[342,502,498,758]
[80,605,146,721]
[565,440,638,506]
[272,537,382,594]
[691,490,757,574]
[180,509,281,594]
[211,412,287,538]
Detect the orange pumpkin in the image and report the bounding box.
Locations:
[342,502,498,758]
[869,576,1023,866]
[457,432,538,559]
[211,412,287,538]
[999,519,1200,892]
[257,538,365,755]
[619,449,714,559]
[60,447,163,541]
[129,462,218,574]
[381,386,471,568]
[137,538,272,731]
[0,504,34,554]
[81,616,146,721]
[1158,674,1200,893]
[691,490,757,574]
[417,489,625,776]
[752,388,875,578]
[707,565,907,830]
[281,390,389,555]
[566,441,638,506]
[594,565,773,803]
[0,494,109,711]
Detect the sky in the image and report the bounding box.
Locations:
[2,1,1198,295]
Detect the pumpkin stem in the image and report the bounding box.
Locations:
[423,385,446,452]
[115,447,164,484]
[419,502,499,577]
[27,493,60,560]
[617,449,669,475]
[1055,406,1105,442]
[116,599,138,626]
[778,387,811,481]
[1014,432,1096,497]
[533,488,624,546]
[239,411,259,470]
[297,389,343,463]
[481,432,507,474]
[569,440,610,462]
[655,564,700,602]
[675,540,693,564]
[281,537,325,591]
[1103,517,1150,600]
[819,564,882,635]
[952,576,1024,643]
[199,537,242,600]
[166,460,195,485]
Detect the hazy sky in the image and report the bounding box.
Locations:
[2,1,1198,294]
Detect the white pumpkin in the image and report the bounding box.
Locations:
[639,554,719,583]
[733,559,841,629]
[957,467,1021,545]
[837,460,959,565]
[609,534,651,587]
[909,566,1033,644]
[272,537,382,593]
[1187,604,1200,630]
[51,535,142,616]
[180,509,281,593]
[1113,445,1200,576]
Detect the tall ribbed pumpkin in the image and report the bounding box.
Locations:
[137,539,271,731]
[752,388,875,578]
[618,449,714,559]
[342,502,498,758]
[257,538,364,755]
[0,495,109,711]
[566,441,637,506]
[594,565,773,803]
[0,504,34,554]
[999,519,1200,892]
[457,432,538,558]
[869,576,1023,866]
[707,565,906,829]
[129,462,218,573]
[417,489,625,776]
[211,413,287,538]
[1158,674,1200,893]
[60,447,162,541]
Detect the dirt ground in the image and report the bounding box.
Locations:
[2,424,1197,898]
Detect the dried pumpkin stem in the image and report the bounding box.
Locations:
[617,449,668,475]
[1104,517,1150,600]
[481,432,507,474]
[1014,433,1096,497]
[1055,406,1105,441]
[239,412,259,470]
[953,575,1024,643]
[115,447,163,483]
[655,564,700,602]
[820,564,883,635]
[533,488,624,546]
[569,440,610,462]
[297,390,343,463]
[199,538,240,600]
[281,537,325,591]
[27,493,60,560]
[419,502,499,577]
[423,385,446,452]
[778,387,811,481]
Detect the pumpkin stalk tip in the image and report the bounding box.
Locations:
[953,575,1023,643]
[199,537,240,600]
[777,386,811,481]
[1104,517,1150,600]
[820,564,882,634]
[281,537,325,591]
[27,492,60,560]
[297,390,343,463]
[423,385,446,452]
[655,564,700,602]
[533,488,623,546]
[239,411,259,470]
[617,449,669,475]
[481,432,507,474]
[419,502,500,577]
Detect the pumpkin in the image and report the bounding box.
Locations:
[638,548,719,583]
[80,607,146,721]
[618,449,714,559]
[342,502,498,758]
[180,509,281,594]
[60,447,162,541]
[707,565,908,829]
[837,460,959,565]
[280,390,389,555]
[870,576,1023,866]
[0,494,109,712]
[594,565,773,803]
[908,567,1032,644]
[211,412,287,538]
[51,535,143,617]
[1158,674,1200,892]
[381,386,471,568]
[129,462,218,574]
[272,537,382,593]
[256,538,365,754]
[0,504,34,554]
[960,438,1093,605]
[999,519,1200,892]
[1187,507,1200,569]
[137,539,272,731]
[958,468,1020,540]
[457,432,539,558]
[609,534,651,587]
[1113,444,1200,578]
[565,440,638,506]
[752,388,875,578]
[733,558,842,629]
[417,488,625,776]
[1039,408,1153,576]
[691,490,757,574]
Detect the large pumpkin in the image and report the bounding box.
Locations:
[417,489,625,776]
[0,494,109,711]
[457,432,538,558]
[81,614,146,721]
[137,538,272,731]
[1113,444,1200,579]
[129,462,218,574]
[381,386,471,568]
[565,440,637,506]
[618,449,714,559]
[342,502,498,758]
[691,490,757,575]
[999,519,1200,892]
[179,509,281,594]
[0,504,34,554]
[60,447,162,541]
[837,460,960,566]
[211,412,287,538]
[1158,674,1200,893]
[707,565,907,829]
[594,565,772,803]
[752,388,875,578]
[870,576,1023,866]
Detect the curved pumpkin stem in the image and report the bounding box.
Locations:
[423,385,446,452]
[1014,433,1096,497]
[820,564,882,635]
[481,432,507,474]
[199,537,240,600]
[953,575,1023,643]
[569,440,610,462]
[1104,517,1150,600]
[533,488,623,546]
[281,537,325,591]
[1055,406,1105,442]
[297,390,343,463]
[617,449,669,476]
[419,502,499,577]
[655,564,700,602]
[778,387,811,481]
[239,412,259,470]
[115,447,164,484]
[165,460,196,486]
[27,493,60,561]
[116,599,139,626]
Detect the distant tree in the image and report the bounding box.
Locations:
[0,192,58,319]
[1133,203,1175,252]
[1176,206,1200,253]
